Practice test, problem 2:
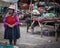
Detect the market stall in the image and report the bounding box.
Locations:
[30,17,60,41]
[26,0,60,41]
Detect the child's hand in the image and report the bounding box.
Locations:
[20,23,23,25]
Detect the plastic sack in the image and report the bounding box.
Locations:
[47,13,55,18]
[0,46,3,48]
[38,7,44,11]
[39,2,45,5]
[14,46,19,48]
[4,45,14,48]
[34,6,38,9]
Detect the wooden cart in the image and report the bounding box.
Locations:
[27,17,60,41]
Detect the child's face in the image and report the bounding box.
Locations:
[9,8,14,14]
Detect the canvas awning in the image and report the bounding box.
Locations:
[2,0,18,3]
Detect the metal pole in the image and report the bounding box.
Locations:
[31,0,32,18]
[29,0,32,18]
[14,2,18,12]
[30,0,34,33]
[27,0,33,32]
[53,0,58,41]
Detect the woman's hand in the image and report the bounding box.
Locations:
[8,24,14,28]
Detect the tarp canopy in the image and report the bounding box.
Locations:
[2,0,18,3]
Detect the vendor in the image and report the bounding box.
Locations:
[3,5,20,45]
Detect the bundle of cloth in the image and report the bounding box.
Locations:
[38,12,56,19]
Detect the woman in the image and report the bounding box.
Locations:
[3,5,20,45]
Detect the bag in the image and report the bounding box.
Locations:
[14,46,19,48]
[4,45,14,48]
[7,16,16,25]
[0,46,3,48]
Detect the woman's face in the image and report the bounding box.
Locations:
[9,8,14,14]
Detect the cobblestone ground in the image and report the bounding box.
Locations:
[0,23,60,48]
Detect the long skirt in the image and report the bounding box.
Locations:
[4,25,20,40]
